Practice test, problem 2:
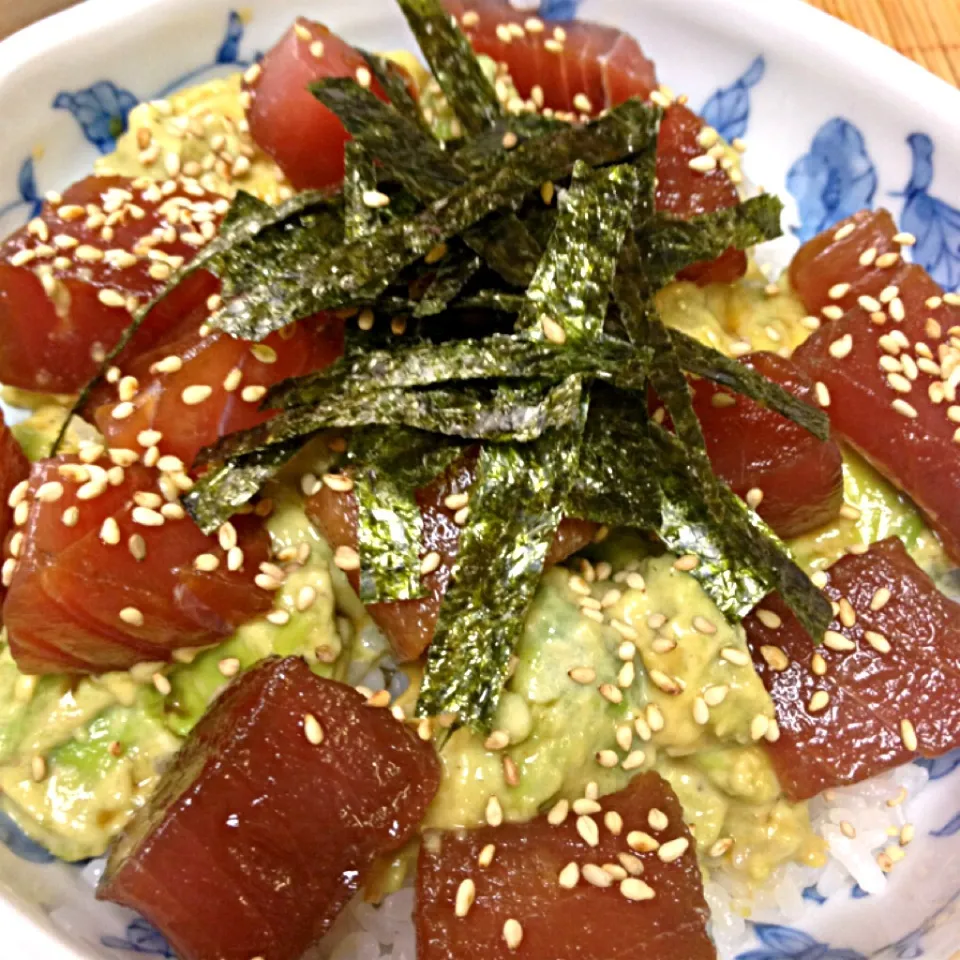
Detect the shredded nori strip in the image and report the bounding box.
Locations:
[416,420,583,729]
[343,142,381,241]
[204,376,584,465]
[670,329,830,441]
[264,334,648,410]
[212,99,660,340]
[413,250,482,317]
[517,161,640,342]
[311,78,542,288]
[183,438,310,534]
[361,51,429,130]
[397,0,502,136]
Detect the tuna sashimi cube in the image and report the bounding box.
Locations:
[0,412,30,615]
[744,537,960,802]
[306,448,597,661]
[681,351,844,538]
[791,215,960,560]
[98,656,441,960]
[417,771,715,960]
[0,175,223,393]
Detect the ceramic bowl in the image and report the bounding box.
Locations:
[0,1,958,957]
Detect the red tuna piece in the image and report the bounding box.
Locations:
[744,537,960,802]
[98,656,441,960]
[0,412,30,614]
[446,0,744,285]
[788,209,903,319]
[306,448,597,661]
[417,771,715,960]
[791,216,960,560]
[444,0,658,114]
[93,313,344,468]
[0,175,223,393]
[4,456,270,674]
[245,17,392,191]
[685,352,844,538]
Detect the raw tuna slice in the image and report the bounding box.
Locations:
[744,537,960,802]
[94,313,344,468]
[791,212,960,560]
[245,17,392,191]
[445,0,745,285]
[306,448,597,661]
[417,771,715,960]
[0,175,223,393]
[98,656,441,960]
[444,0,658,113]
[0,412,30,615]
[788,209,903,318]
[4,456,271,674]
[676,351,843,538]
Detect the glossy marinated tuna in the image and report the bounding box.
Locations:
[791,210,960,561]
[686,352,844,538]
[244,17,391,191]
[98,656,441,960]
[0,175,223,393]
[306,448,597,661]
[745,537,960,802]
[417,771,715,960]
[94,314,344,468]
[4,456,271,674]
[445,0,745,285]
[0,412,30,615]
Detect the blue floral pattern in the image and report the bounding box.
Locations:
[932,811,960,838]
[786,117,878,242]
[101,918,175,958]
[736,923,866,960]
[895,132,960,291]
[537,0,581,18]
[917,747,960,781]
[52,81,139,154]
[0,157,42,222]
[0,811,55,864]
[700,55,765,143]
[52,11,255,157]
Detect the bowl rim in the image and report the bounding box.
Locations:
[0,1,958,959]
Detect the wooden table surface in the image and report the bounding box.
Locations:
[0,0,958,86]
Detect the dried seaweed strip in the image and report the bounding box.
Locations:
[343,142,382,241]
[670,329,829,440]
[413,251,482,317]
[398,0,502,135]
[517,162,640,343]
[213,99,659,340]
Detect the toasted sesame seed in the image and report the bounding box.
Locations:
[744,487,764,509]
[828,334,853,359]
[688,154,718,172]
[647,807,669,832]
[31,755,47,782]
[811,652,828,676]
[181,384,213,406]
[152,355,183,374]
[97,288,127,308]
[673,554,698,572]
[821,305,844,321]
[568,666,596,685]
[477,843,496,868]
[751,714,770,741]
[486,795,503,827]
[892,398,918,418]
[876,251,900,268]
[119,606,144,627]
[900,823,915,846]
[296,585,318,612]
[558,861,580,889]
[61,506,79,527]
[596,749,619,769]
[547,798,569,826]
[572,92,593,113]
[824,630,856,652]
[627,830,659,853]
[484,729,510,751]
[870,587,891,611]
[808,690,830,713]
[333,545,360,571]
[577,814,600,847]
[153,672,172,696]
[833,222,855,240]
[540,314,567,344]
[858,295,882,313]
[132,506,164,527]
[692,615,717,635]
[657,837,690,863]
[900,718,918,752]
[840,820,857,839]
[828,282,851,300]
[573,798,602,816]
[692,696,710,726]
[720,647,750,667]
[454,877,476,918]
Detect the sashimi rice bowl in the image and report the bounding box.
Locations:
[0,1,958,959]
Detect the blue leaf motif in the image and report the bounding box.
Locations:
[896,133,960,291]
[892,930,925,959]
[802,884,828,905]
[0,811,56,864]
[101,918,175,958]
[53,80,139,154]
[538,0,581,18]
[17,157,42,218]
[932,810,960,837]
[216,10,246,65]
[850,883,870,899]
[917,746,960,780]
[699,55,766,143]
[755,924,821,955]
[786,117,878,243]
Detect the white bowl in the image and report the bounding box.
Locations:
[0,0,958,957]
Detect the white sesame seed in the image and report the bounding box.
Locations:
[596,749,619,768]
[657,837,690,863]
[673,554,699,572]
[692,615,717,635]
[720,647,750,667]
[454,878,476,918]
[892,398,918,418]
[181,384,213,405]
[301,712,324,746]
[627,830,659,853]
[193,553,220,572]
[870,587,891,611]
[31,755,47,782]
[808,690,830,713]
[558,861,580,889]
[266,609,290,626]
[688,154,718,172]
[750,714,770,741]
[814,381,831,407]
[704,683,731,706]
[900,718,918,752]
[833,223,856,240]
[829,334,853,359]
[572,92,593,114]
[100,517,121,545]
[153,673,172,696]
[119,606,144,627]
[876,251,900,268]
[97,288,127,308]
[573,798,602,816]
[547,798,569,826]
[621,877,656,901]
[486,795,503,827]
[577,814,600,847]
[132,506,164,527]
[824,630,856,652]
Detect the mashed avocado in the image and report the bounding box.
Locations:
[96,75,292,204]
[0,471,360,859]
